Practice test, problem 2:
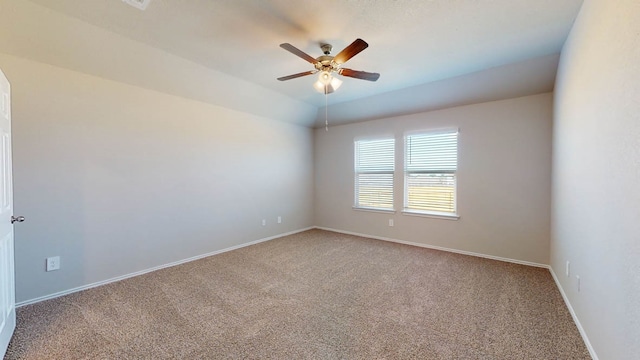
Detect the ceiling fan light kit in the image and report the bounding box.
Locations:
[277,38,380,94]
[313,71,342,94]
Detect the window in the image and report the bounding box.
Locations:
[354,138,395,211]
[404,130,458,217]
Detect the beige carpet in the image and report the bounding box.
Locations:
[5,229,590,359]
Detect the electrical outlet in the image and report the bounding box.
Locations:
[576,275,581,292]
[566,261,570,277]
[388,219,394,227]
[262,219,266,226]
[46,256,60,272]
[277,216,282,224]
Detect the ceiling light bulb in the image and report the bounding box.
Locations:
[319,71,332,85]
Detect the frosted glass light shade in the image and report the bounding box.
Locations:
[314,72,342,94]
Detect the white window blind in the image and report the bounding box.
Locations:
[404,130,458,216]
[354,138,395,210]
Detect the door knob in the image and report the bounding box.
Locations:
[11,215,25,224]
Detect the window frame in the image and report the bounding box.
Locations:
[402,128,460,220]
[353,136,396,213]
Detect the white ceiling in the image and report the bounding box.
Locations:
[0,0,583,127]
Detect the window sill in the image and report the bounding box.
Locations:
[401,210,460,221]
[353,207,397,214]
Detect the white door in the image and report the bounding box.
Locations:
[0,68,17,358]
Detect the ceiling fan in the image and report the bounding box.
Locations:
[277,38,380,94]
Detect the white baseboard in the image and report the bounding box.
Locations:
[16,227,314,308]
[314,226,549,268]
[549,268,598,360]
[315,226,596,359]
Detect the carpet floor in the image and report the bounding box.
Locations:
[5,229,590,359]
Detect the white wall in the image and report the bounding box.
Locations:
[315,93,552,265]
[552,0,640,359]
[0,54,314,303]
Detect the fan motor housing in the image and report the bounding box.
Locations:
[315,55,338,71]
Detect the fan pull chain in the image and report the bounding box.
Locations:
[325,84,329,131]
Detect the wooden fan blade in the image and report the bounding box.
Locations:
[280,43,318,64]
[339,68,380,81]
[333,38,369,65]
[277,71,317,81]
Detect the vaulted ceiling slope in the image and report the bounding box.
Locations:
[0,0,583,127]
